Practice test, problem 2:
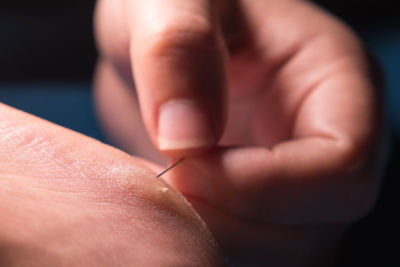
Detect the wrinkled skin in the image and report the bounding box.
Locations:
[0,104,223,266]
[95,0,388,266]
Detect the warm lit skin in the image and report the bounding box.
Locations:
[94,0,388,266]
[0,104,223,266]
[0,0,388,266]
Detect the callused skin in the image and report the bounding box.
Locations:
[0,103,223,267]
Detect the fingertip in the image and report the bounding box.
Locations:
[127,0,227,158]
[157,99,217,155]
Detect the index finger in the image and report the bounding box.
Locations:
[127,0,228,157]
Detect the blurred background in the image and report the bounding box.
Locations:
[0,0,399,266]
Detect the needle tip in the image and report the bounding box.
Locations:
[156,157,185,178]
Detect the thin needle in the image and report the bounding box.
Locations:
[156,157,185,178]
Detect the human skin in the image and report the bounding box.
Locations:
[0,104,224,266]
[94,0,388,266]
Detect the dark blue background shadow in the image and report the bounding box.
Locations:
[0,82,106,142]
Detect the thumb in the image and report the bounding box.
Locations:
[127,0,227,157]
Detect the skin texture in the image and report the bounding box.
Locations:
[94,0,388,266]
[0,104,224,266]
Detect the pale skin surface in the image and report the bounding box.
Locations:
[94,0,388,266]
[0,0,388,266]
[0,104,223,266]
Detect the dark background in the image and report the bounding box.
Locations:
[0,1,399,266]
[0,0,398,81]
[0,1,96,81]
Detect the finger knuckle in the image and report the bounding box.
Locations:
[145,17,218,57]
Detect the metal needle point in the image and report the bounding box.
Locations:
[156,157,185,178]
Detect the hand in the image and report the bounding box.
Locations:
[94,0,388,265]
[0,104,223,266]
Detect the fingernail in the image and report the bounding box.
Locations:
[158,99,215,151]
